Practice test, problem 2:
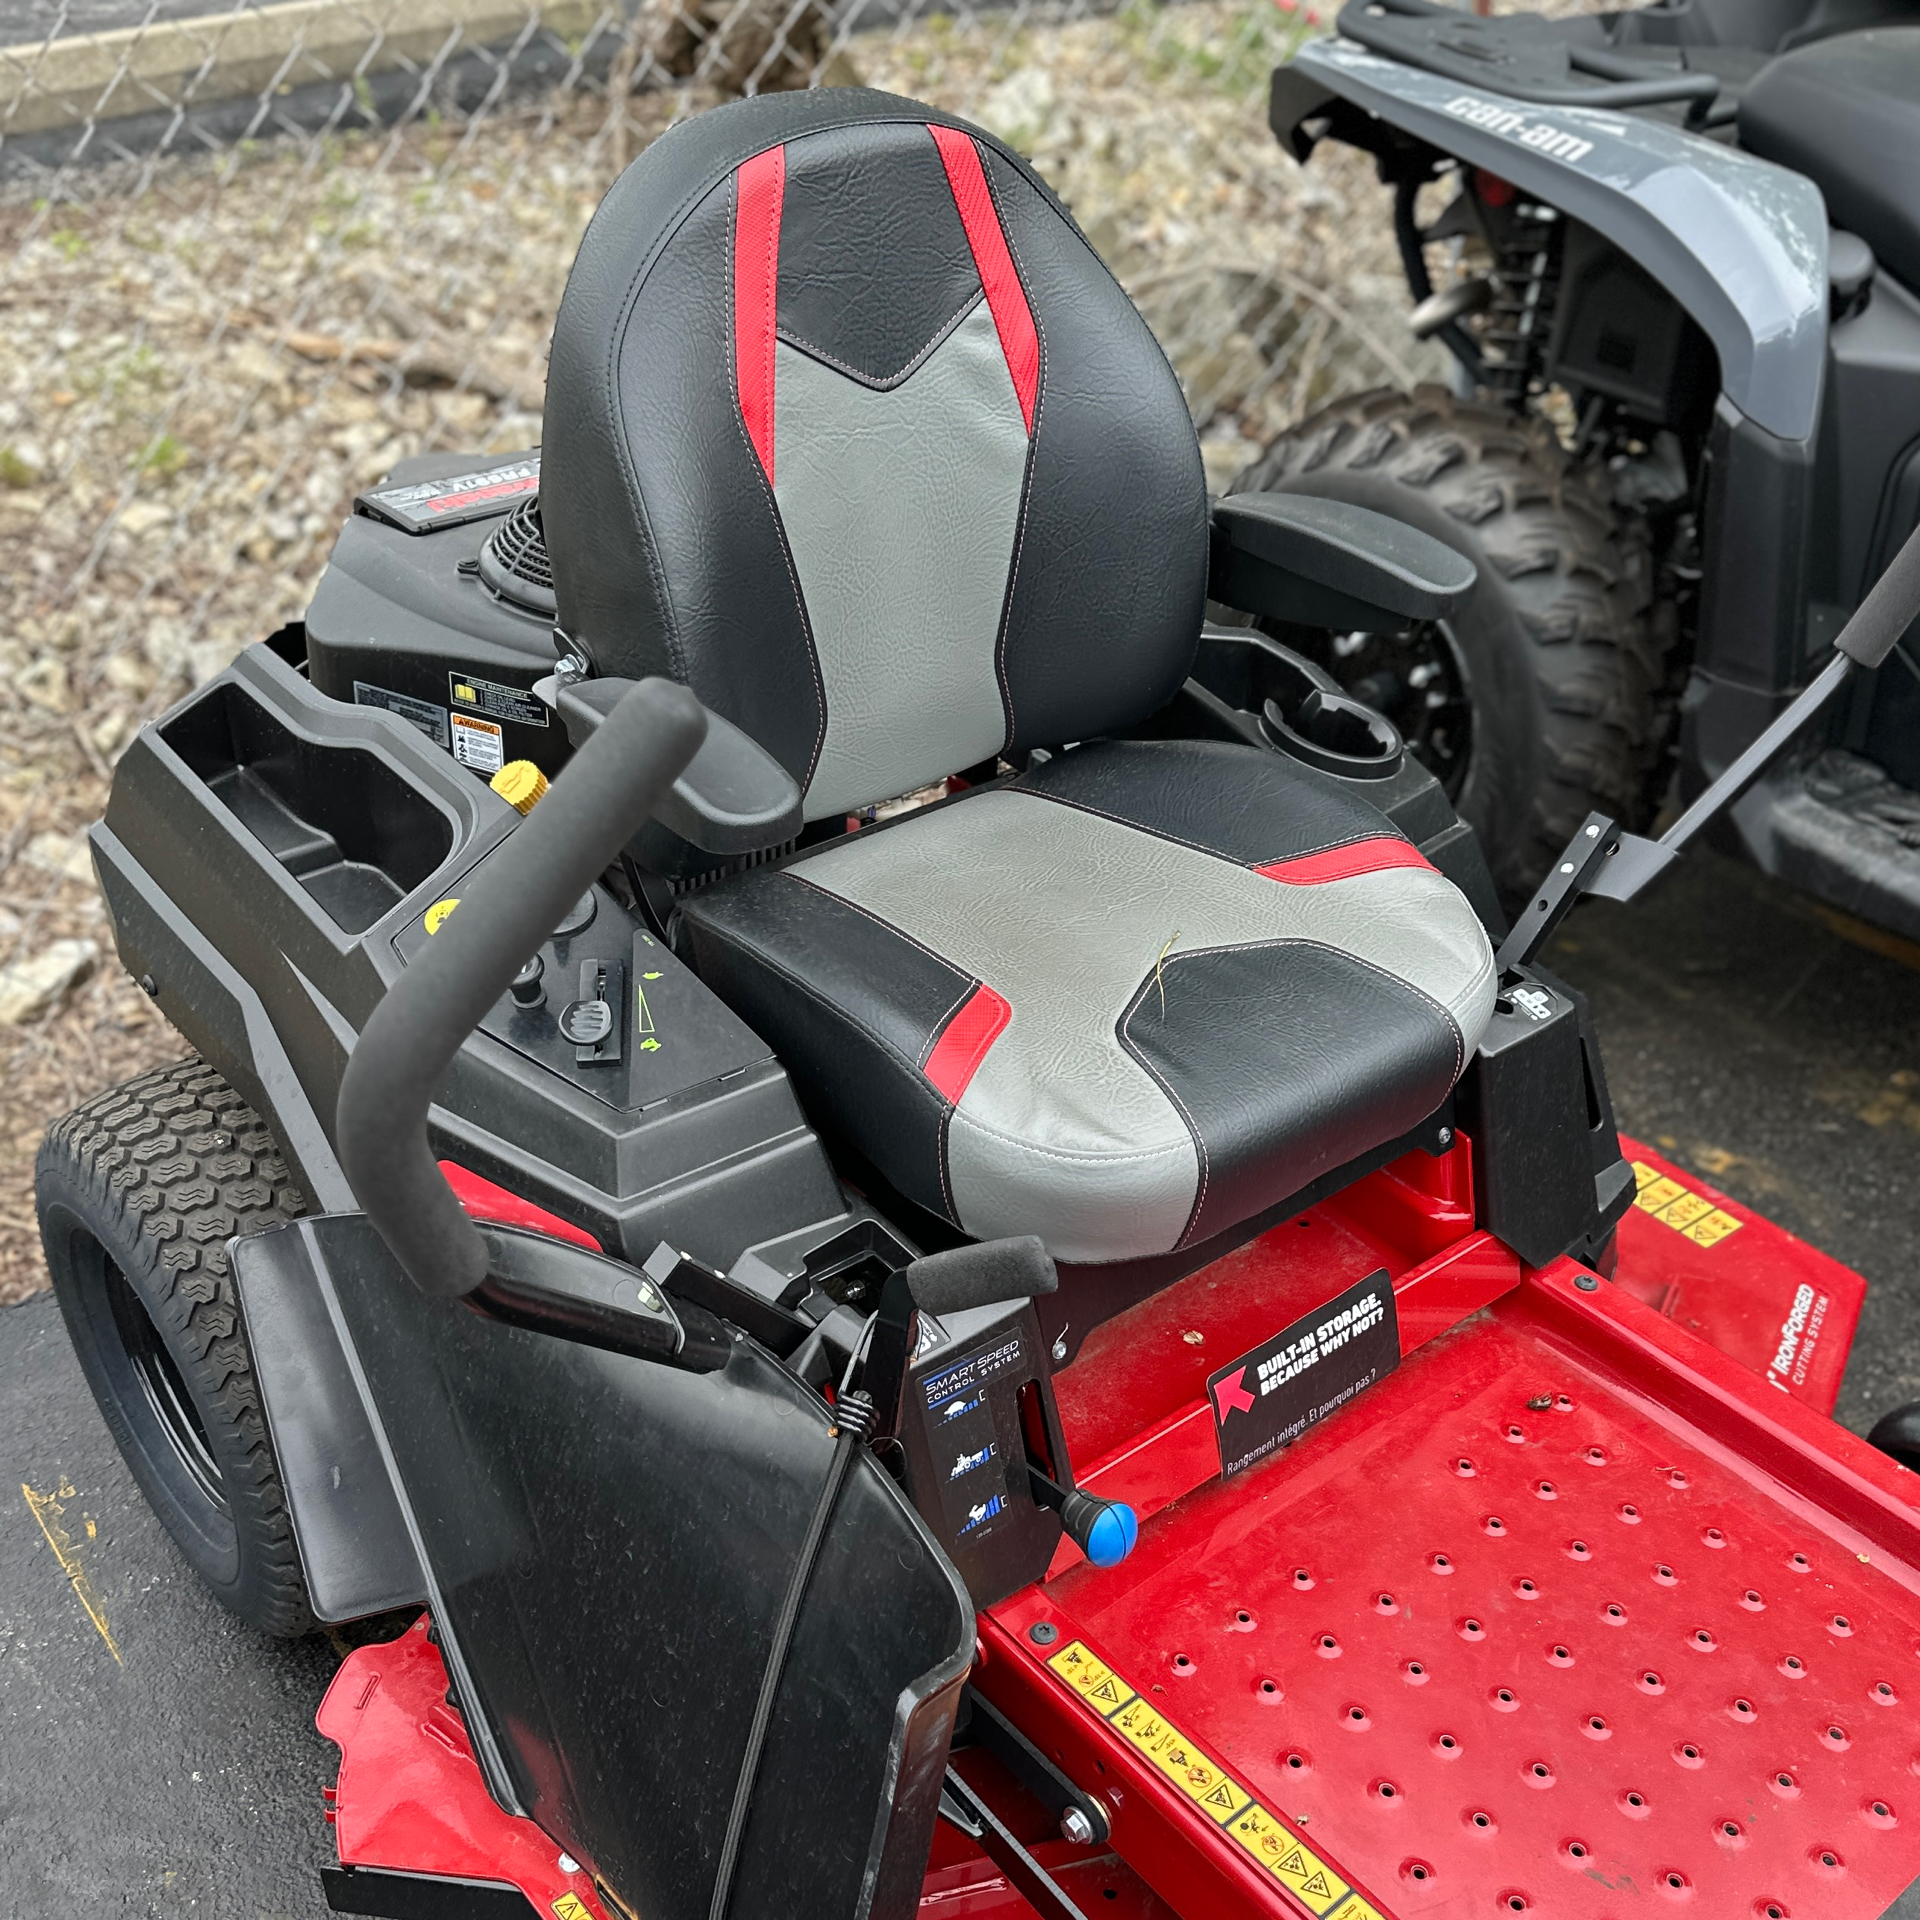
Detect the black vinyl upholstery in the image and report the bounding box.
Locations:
[543,94,1498,1264]
[680,742,1496,1264]
[542,90,1208,817]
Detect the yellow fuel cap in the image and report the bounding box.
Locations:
[491,760,548,816]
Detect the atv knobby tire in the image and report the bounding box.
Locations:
[36,1057,313,1636]
[1235,386,1666,907]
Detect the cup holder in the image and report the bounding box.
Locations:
[1255,653,1405,782]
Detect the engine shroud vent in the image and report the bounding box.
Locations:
[478,495,557,617]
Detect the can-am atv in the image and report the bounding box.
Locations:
[1252,0,1920,918]
[31,84,1920,1920]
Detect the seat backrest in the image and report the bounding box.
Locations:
[543,90,1208,820]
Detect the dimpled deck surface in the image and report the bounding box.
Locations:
[1027,1286,1920,1917]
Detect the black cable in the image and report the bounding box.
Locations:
[707,1426,858,1920]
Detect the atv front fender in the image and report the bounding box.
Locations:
[1282,35,1829,443]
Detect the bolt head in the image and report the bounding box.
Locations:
[139,974,157,997]
[1030,1621,1059,1645]
[1436,1126,1453,1147]
[635,1281,664,1312]
[1574,1273,1600,1293]
[1051,1337,1068,1363]
[1060,1806,1095,1845]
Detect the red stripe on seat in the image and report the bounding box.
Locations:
[923,984,1012,1104]
[1255,836,1435,885]
[927,124,1039,432]
[733,143,786,482]
[440,1160,602,1250]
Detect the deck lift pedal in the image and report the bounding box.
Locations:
[32,87,1920,1920]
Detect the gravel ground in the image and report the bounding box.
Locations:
[0,0,1451,1303]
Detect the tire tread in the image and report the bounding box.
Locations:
[37,1057,313,1636]
[1236,384,1667,899]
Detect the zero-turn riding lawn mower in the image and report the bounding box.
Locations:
[1250,0,1920,918]
[29,85,1920,1920]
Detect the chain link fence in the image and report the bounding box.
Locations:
[0,0,1451,1298]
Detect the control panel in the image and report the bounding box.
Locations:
[392,858,773,1112]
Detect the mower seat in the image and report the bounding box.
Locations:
[540,90,1497,1265]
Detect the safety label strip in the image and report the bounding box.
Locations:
[1631,1160,1744,1248]
[1045,1640,1385,1919]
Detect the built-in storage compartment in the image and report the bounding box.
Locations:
[162,682,454,933]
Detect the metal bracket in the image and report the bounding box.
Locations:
[961,1685,1111,1845]
[938,1767,1092,1920]
[1494,811,1620,974]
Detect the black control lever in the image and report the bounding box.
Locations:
[1499,517,1920,973]
[336,678,706,1298]
[1027,1466,1139,1569]
[857,1238,1063,1442]
[467,1227,732,1373]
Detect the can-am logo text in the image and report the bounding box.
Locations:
[1442,95,1595,165]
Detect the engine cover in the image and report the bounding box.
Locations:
[305,449,565,781]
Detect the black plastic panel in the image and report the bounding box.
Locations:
[304,1213,973,1920]
[233,1220,424,1622]
[105,645,846,1273]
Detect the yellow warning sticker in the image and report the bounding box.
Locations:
[1048,1641,1376,1913]
[1632,1161,1744,1247]
[1684,1208,1743,1248]
[1108,1696,1250,1821]
[1633,1169,1689,1215]
[550,1896,594,1920]
[1658,1191,1714,1231]
[424,897,461,935]
[1224,1807,1351,1913]
[1272,1844,1351,1915]
[1046,1641,1134,1717]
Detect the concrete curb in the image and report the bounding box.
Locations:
[0,0,603,140]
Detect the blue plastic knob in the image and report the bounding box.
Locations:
[1084,1500,1139,1569]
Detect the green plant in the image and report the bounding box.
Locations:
[136,434,189,479]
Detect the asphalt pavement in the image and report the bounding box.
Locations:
[0,1292,376,1918]
[1545,844,1920,1435]
[1,843,1916,1915]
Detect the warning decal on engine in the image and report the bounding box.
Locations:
[1632,1160,1744,1248]
[549,1897,594,1920]
[451,711,505,773]
[1044,1638,1377,1916]
[1207,1268,1398,1481]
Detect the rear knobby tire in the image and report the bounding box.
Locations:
[1235,385,1667,908]
[35,1057,313,1636]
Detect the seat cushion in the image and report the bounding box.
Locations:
[1740,29,1920,295]
[678,740,1497,1264]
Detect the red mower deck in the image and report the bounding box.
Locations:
[984,1259,1920,1918]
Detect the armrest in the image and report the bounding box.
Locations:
[1209,492,1476,631]
[556,678,803,855]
